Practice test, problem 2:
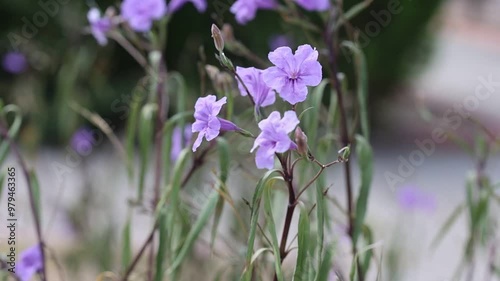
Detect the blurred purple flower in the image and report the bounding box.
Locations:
[121,0,167,32]
[17,244,43,281]
[87,8,112,46]
[230,0,276,25]
[295,0,330,11]
[251,111,298,169]
[263,44,322,105]
[171,124,192,161]
[70,128,95,156]
[2,52,27,74]
[269,34,293,50]
[236,66,275,110]
[168,0,206,13]
[192,95,239,152]
[397,186,437,213]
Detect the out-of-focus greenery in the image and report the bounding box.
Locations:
[1,0,444,145]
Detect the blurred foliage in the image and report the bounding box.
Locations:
[1,0,443,145]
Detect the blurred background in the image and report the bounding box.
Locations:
[1,0,499,280]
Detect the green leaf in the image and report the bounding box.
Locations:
[137,103,157,201]
[294,203,310,281]
[0,104,23,165]
[241,170,283,281]
[125,89,143,179]
[168,190,219,273]
[361,226,374,275]
[29,171,41,223]
[306,79,329,145]
[316,246,333,281]
[211,138,230,248]
[121,214,132,270]
[315,180,325,279]
[0,173,5,203]
[341,41,369,139]
[263,185,284,281]
[352,135,373,246]
[431,203,465,249]
[335,0,373,29]
[155,209,168,281]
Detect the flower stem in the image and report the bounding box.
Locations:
[0,124,47,281]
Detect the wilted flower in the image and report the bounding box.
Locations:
[235,66,275,109]
[171,124,192,161]
[295,0,330,11]
[168,0,206,13]
[121,0,167,32]
[251,111,299,169]
[263,44,322,105]
[17,244,43,281]
[192,95,239,152]
[2,52,27,74]
[70,128,95,156]
[87,8,112,46]
[230,0,276,25]
[397,185,437,213]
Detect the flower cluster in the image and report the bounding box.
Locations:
[86,0,207,44]
[192,41,322,169]
[230,0,330,24]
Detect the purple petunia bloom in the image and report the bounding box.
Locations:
[171,124,193,161]
[2,52,27,74]
[263,44,322,105]
[269,34,293,50]
[295,0,330,11]
[236,66,276,109]
[251,111,299,169]
[17,244,43,281]
[192,95,239,152]
[168,0,206,13]
[87,8,112,46]
[70,128,95,156]
[121,0,167,32]
[397,185,437,213]
[230,0,276,25]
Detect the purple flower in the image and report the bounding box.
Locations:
[295,0,330,11]
[251,111,299,169]
[168,0,206,13]
[2,52,27,74]
[236,66,276,109]
[87,8,112,46]
[17,244,43,281]
[397,186,437,213]
[230,0,276,25]
[171,124,192,161]
[269,34,293,50]
[263,44,322,105]
[121,0,167,32]
[70,128,95,156]
[192,95,239,152]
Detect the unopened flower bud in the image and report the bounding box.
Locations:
[295,127,309,157]
[211,24,224,52]
[338,146,350,160]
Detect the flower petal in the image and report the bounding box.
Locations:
[255,145,276,169]
[268,46,295,72]
[279,79,308,105]
[192,131,205,152]
[281,110,300,133]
